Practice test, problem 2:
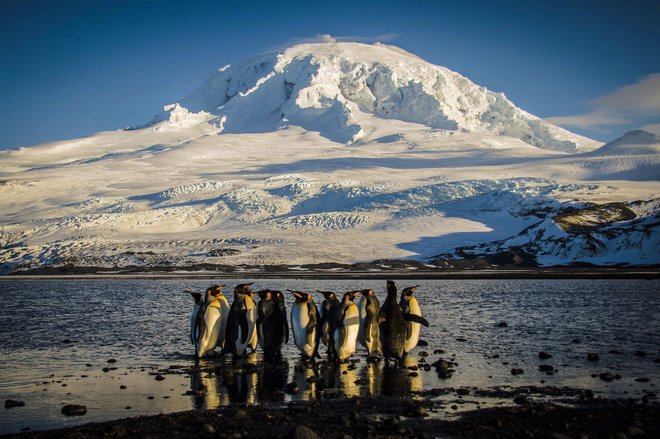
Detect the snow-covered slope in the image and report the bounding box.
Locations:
[0,42,658,273]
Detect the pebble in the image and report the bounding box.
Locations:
[5,399,25,409]
[154,374,166,381]
[495,321,508,328]
[511,368,524,376]
[417,339,429,347]
[587,353,600,361]
[286,424,321,439]
[456,388,470,396]
[120,385,127,389]
[571,338,581,344]
[538,351,553,359]
[599,372,616,382]
[635,377,650,383]
[539,365,555,373]
[203,423,216,434]
[61,404,87,416]
[418,351,428,357]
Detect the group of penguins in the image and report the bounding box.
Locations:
[189,280,429,365]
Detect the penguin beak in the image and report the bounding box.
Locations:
[287,289,303,300]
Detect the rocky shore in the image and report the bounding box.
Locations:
[4,391,658,439]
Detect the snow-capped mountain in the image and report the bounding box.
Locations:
[0,42,658,274]
[149,42,598,152]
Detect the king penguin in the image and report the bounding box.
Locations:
[400,285,428,354]
[256,290,286,357]
[288,290,320,359]
[317,291,340,357]
[332,291,360,362]
[191,288,223,358]
[357,289,382,358]
[225,283,257,357]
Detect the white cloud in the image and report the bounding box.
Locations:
[545,73,660,128]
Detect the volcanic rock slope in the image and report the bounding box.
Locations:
[0,42,658,273]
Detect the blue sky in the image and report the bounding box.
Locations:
[1,0,659,149]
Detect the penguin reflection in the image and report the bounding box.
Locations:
[257,357,289,402]
[381,355,423,396]
[188,362,229,410]
[336,362,359,397]
[225,353,258,404]
[292,358,320,401]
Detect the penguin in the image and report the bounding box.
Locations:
[356,289,382,358]
[288,290,320,359]
[209,284,230,350]
[400,285,427,354]
[332,290,360,362]
[379,280,429,366]
[191,289,223,358]
[225,283,257,357]
[317,291,340,356]
[256,289,286,357]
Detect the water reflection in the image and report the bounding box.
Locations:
[188,354,425,407]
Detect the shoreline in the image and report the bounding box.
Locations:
[4,391,658,438]
[2,267,659,280]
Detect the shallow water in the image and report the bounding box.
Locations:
[0,278,658,433]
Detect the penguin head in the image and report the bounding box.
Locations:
[317,290,336,301]
[209,284,226,298]
[358,289,376,297]
[343,290,360,302]
[234,283,253,297]
[386,280,398,295]
[257,289,273,300]
[187,291,203,304]
[288,289,311,303]
[401,285,420,299]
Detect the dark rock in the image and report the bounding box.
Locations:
[417,339,428,347]
[635,377,650,383]
[285,382,299,395]
[538,351,553,359]
[511,368,524,376]
[582,389,595,399]
[571,338,581,344]
[107,359,117,363]
[599,372,616,382]
[285,424,322,439]
[5,399,25,409]
[587,353,600,361]
[154,374,165,381]
[456,338,468,342]
[513,395,528,405]
[61,339,72,344]
[61,404,87,416]
[456,388,470,396]
[433,349,445,354]
[495,321,508,328]
[634,350,648,357]
[539,365,555,373]
[120,385,127,389]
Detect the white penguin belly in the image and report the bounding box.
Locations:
[217,297,230,349]
[403,298,422,353]
[336,305,359,360]
[197,306,221,357]
[292,304,313,356]
[247,299,258,350]
[357,296,367,348]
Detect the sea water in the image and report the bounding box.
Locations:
[0,278,658,433]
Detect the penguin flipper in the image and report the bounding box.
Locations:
[378,311,387,323]
[239,310,249,344]
[403,313,430,327]
[282,307,289,344]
